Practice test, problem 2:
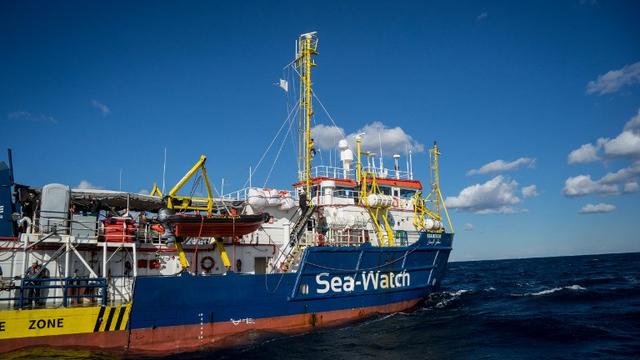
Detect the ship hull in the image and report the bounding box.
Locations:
[0,232,452,354]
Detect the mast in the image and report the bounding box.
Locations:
[294,32,318,197]
[430,142,441,218]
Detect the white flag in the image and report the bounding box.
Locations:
[279,79,289,92]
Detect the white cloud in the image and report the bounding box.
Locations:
[567,143,600,164]
[76,180,102,190]
[91,100,111,117]
[521,185,539,198]
[467,157,535,175]
[567,109,640,165]
[311,124,345,150]
[463,223,474,231]
[138,188,150,195]
[599,162,640,184]
[586,61,640,95]
[445,175,522,214]
[563,175,619,197]
[563,162,640,197]
[476,12,488,21]
[578,203,616,214]
[311,122,424,154]
[624,109,640,131]
[7,111,58,124]
[624,181,639,193]
[602,130,640,158]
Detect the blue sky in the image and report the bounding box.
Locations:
[1,1,639,260]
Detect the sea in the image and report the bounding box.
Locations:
[6,252,640,359]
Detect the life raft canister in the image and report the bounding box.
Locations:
[200,256,215,271]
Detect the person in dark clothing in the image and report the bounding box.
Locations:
[24,261,41,308]
[299,190,308,213]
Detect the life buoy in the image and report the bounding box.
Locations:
[200,256,215,271]
[317,233,325,246]
[392,198,399,208]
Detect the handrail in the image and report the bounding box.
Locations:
[0,276,108,309]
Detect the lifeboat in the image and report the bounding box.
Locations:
[166,213,270,238]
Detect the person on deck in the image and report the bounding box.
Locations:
[299,189,308,214]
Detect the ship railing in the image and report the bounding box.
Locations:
[220,187,250,201]
[0,276,107,310]
[309,165,413,181]
[310,165,356,180]
[220,187,301,202]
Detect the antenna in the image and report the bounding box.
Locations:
[378,133,384,175]
[119,168,122,191]
[409,149,413,180]
[405,145,410,178]
[162,147,167,194]
[7,149,14,185]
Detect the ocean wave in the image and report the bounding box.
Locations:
[512,284,586,297]
[423,289,472,309]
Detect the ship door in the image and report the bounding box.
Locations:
[254,257,268,274]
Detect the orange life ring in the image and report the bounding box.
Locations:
[317,233,325,246]
[200,256,215,271]
[392,198,399,208]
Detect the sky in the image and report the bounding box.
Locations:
[1,0,639,261]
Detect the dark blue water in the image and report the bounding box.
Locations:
[7,252,640,359]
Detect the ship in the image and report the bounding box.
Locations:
[0,32,454,355]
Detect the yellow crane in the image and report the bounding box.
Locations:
[150,155,230,273]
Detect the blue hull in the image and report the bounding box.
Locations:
[129,232,452,331]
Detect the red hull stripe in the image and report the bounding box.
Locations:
[128,298,421,353]
[1,298,421,354]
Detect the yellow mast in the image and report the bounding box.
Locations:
[295,32,318,197]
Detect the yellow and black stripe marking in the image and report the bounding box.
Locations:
[93,304,131,332]
[0,303,132,340]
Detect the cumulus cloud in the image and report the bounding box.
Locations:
[624,109,640,131]
[91,99,111,117]
[563,162,640,197]
[138,188,150,195]
[467,157,535,175]
[599,162,640,184]
[311,124,345,150]
[568,143,601,164]
[7,111,58,124]
[311,122,424,154]
[445,175,522,214]
[624,181,639,193]
[602,130,640,158]
[463,223,474,231]
[578,203,616,214]
[586,61,640,95]
[563,175,619,197]
[476,12,488,21]
[75,180,102,190]
[567,109,640,165]
[521,185,539,198]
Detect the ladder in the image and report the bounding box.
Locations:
[289,205,314,245]
[278,206,314,272]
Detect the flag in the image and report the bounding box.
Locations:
[279,79,288,92]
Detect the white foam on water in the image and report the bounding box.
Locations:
[528,284,586,297]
